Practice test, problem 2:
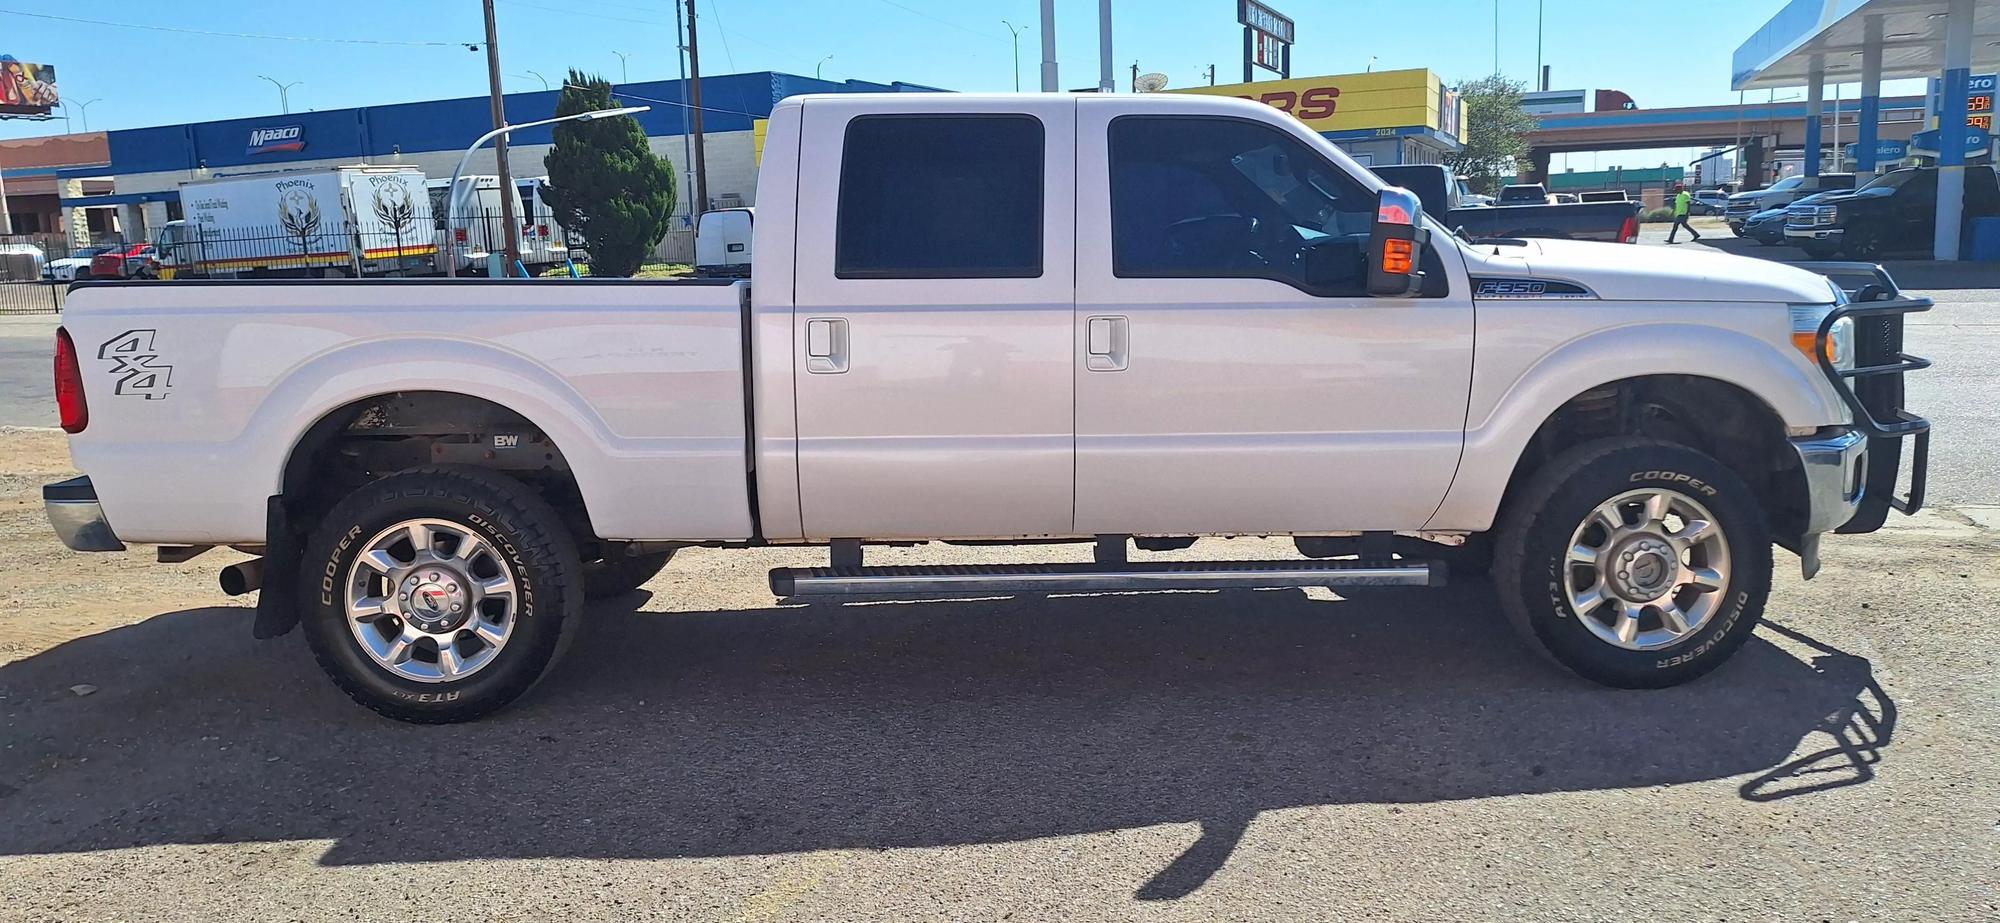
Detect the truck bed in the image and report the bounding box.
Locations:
[60,277,755,544]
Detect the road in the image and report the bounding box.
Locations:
[0,318,56,429]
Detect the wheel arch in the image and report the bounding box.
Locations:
[1428,323,1834,535]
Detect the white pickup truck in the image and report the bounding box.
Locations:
[46,93,1931,723]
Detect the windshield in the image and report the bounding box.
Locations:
[1860,170,1921,191]
[1768,176,1803,192]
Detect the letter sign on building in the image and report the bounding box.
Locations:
[246,125,306,156]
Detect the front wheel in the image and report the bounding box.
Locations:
[299,467,585,722]
[1493,438,1771,689]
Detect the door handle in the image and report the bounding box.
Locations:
[1086,315,1128,371]
[805,317,848,374]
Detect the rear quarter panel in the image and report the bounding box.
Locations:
[62,279,752,544]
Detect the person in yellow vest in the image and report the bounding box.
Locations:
[1666,183,1703,244]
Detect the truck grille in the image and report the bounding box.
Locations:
[1725,200,1762,218]
[1786,205,1837,229]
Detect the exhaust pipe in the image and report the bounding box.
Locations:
[219,558,265,596]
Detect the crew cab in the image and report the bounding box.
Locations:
[1787,165,2000,259]
[1726,173,1856,232]
[47,93,1931,723]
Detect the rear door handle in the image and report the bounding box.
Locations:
[1086,315,1128,371]
[805,317,848,374]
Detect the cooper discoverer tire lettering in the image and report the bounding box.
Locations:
[297,467,584,723]
[1495,438,1772,688]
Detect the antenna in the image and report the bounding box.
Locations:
[1133,72,1169,93]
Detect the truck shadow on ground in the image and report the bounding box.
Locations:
[0,584,1892,899]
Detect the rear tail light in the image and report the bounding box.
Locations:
[1619,215,1639,244]
[54,327,88,434]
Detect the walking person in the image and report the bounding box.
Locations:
[1667,183,1702,244]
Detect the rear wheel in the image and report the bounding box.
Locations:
[1842,228,1882,260]
[1494,438,1770,688]
[299,467,584,723]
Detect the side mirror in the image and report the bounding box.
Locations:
[1367,186,1429,297]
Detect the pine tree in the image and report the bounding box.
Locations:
[542,70,676,277]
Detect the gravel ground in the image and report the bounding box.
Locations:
[0,419,1996,921]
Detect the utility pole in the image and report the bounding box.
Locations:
[1204,64,1215,86]
[1130,61,1139,93]
[674,0,694,227]
[1039,0,1057,92]
[480,0,523,272]
[686,0,709,216]
[1097,0,1114,93]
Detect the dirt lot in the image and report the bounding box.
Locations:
[2,424,1998,921]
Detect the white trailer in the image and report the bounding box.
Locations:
[163,166,436,279]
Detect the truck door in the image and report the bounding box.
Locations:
[790,97,1078,539]
[1071,98,1474,534]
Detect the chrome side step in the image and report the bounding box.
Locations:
[769,558,1443,598]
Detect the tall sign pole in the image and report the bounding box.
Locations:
[1238,1,1294,84]
[686,0,709,215]
[1098,0,1114,93]
[1039,0,1058,92]
[480,0,523,273]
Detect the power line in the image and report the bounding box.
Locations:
[0,8,475,46]
[867,0,1006,44]
[563,84,762,120]
[706,0,738,72]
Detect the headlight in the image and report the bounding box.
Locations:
[1791,304,1855,370]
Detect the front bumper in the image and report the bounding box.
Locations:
[44,476,125,552]
[1791,428,1869,536]
[1785,227,1843,241]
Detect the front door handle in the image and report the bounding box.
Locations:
[805,317,848,374]
[1086,315,1128,371]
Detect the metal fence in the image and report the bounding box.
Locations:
[0,232,94,315]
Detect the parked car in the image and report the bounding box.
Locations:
[0,242,46,282]
[49,91,1928,723]
[1374,164,1641,243]
[1786,165,2000,260]
[693,207,754,278]
[1724,174,1856,233]
[41,245,113,283]
[1691,189,1730,215]
[1497,183,1550,205]
[88,243,159,280]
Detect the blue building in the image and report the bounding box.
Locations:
[57,70,942,247]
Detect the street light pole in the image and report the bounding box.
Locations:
[258,76,302,114]
[445,106,650,275]
[478,0,523,272]
[612,50,631,83]
[1039,0,1057,92]
[527,70,550,90]
[1002,19,1023,92]
[817,55,833,80]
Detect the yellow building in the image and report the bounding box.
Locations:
[1170,68,1464,167]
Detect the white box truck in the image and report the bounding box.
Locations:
[160,166,436,279]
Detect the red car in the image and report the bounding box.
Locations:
[88,243,159,280]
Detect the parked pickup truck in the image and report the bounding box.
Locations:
[48,93,1931,723]
[1786,165,2000,260]
[1374,164,1640,243]
[1725,173,1856,233]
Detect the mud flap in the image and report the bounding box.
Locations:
[251,495,302,639]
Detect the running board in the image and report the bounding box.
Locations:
[769,559,1443,598]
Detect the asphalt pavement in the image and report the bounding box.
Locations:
[0,316,57,429]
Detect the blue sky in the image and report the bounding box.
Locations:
[0,0,1926,169]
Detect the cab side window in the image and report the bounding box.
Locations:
[836,114,1044,279]
[1108,115,1377,297]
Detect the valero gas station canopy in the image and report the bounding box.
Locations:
[1733,0,1999,259]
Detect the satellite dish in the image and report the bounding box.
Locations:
[1134,72,1170,93]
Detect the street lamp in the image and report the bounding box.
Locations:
[514,70,550,90]
[258,75,302,114]
[1002,19,1025,91]
[59,97,101,133]
[612,50,631,83]
[816,55,833,80]
[444,105,650,276]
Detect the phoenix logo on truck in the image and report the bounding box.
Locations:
[246,125,305,155]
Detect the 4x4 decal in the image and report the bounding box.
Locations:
[98,329,174,399]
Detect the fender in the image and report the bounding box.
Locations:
[1424,321,1844,532]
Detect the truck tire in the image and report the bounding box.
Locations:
[298,467,585,723]
[1493,438,1771,689]
[583,550,673,599]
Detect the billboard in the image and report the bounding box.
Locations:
[1172,69,1461,139]
[0,56,58,117]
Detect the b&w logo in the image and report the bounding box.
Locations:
[98,329,174,400]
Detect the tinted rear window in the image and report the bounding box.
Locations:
[836,115,1044,279]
